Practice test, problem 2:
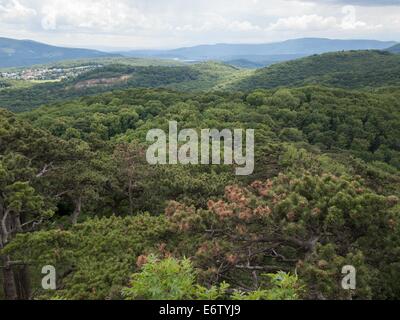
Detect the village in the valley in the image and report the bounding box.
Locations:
[0,64,102,81]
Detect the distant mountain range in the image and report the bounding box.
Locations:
[0,37,119,68]
[120,38,397,66]
[0,36,398,69]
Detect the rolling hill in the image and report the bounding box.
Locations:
[3,48,400,112]
[3,49,400,112]
[0,61,250,112]
[0,37,118,68]
[387,43,400,54]
[229,50,400,91]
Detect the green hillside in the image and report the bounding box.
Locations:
[387,43,400,54]
[0,62,250,112]
[230,50,400,91]
[0,79,10,89]
[3,50,400,113]
[19,56,187,70]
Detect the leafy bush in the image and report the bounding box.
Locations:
[122,256,301,300]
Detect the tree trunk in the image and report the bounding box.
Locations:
[71,197,82,225]
[1,255,18,300]
[1,205,31,299]
[14,265,32,300]
[0,207,17,300]
[1,209,10,245]
[128,179,134,216]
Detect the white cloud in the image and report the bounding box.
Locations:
[176,13,262,33]
[268,14,337,31]
[39,0,162,32]
[0,0,398,48]
[340,5,366,29]
[0,0,36,22]
[268,5,380,32]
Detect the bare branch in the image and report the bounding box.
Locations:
[1,208,10,245]
[235,264,289,272]
[36,162,54,178]
[55,191,70,198]
[21,217,44,230]
[270,249,298,263]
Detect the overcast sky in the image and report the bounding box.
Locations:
[0,0,399,50]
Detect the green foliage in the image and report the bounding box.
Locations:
[166,168,399,299]
[231,50,400,90]
[3,215,172,300]
[231,272,301,300]
[1,81,400,300]
[19,86,400,170]
[122,256,300,300]
[122,255,197,300]
[4,50,400,113]
[0,62,249,112]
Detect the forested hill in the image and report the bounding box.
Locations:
[0,37,117,67]
[2,50,400,113]
[229,50,400,91]
[0,62,250,112]
[387,44,400,54]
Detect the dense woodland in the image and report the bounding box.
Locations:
[1,50,400,300]
[233,50,400,90]
[0,62,249,112]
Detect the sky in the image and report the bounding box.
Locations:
[0,0,399,50]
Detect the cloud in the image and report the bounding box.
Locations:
[0,0,36,22]
[268,15,337,31]
[36,0,266,35]
[0,0,398,48]
[340,5,365,29]
[268,5,378,31]
[39,0,162,32]
[175,13,262,33]
[296,0,400,6]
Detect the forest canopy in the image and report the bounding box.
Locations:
[1,45,400,300]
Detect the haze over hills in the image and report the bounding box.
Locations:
[0,37,397,69]
[121,38,397,65]
[0,37,119,68]
[387,43,400,54]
